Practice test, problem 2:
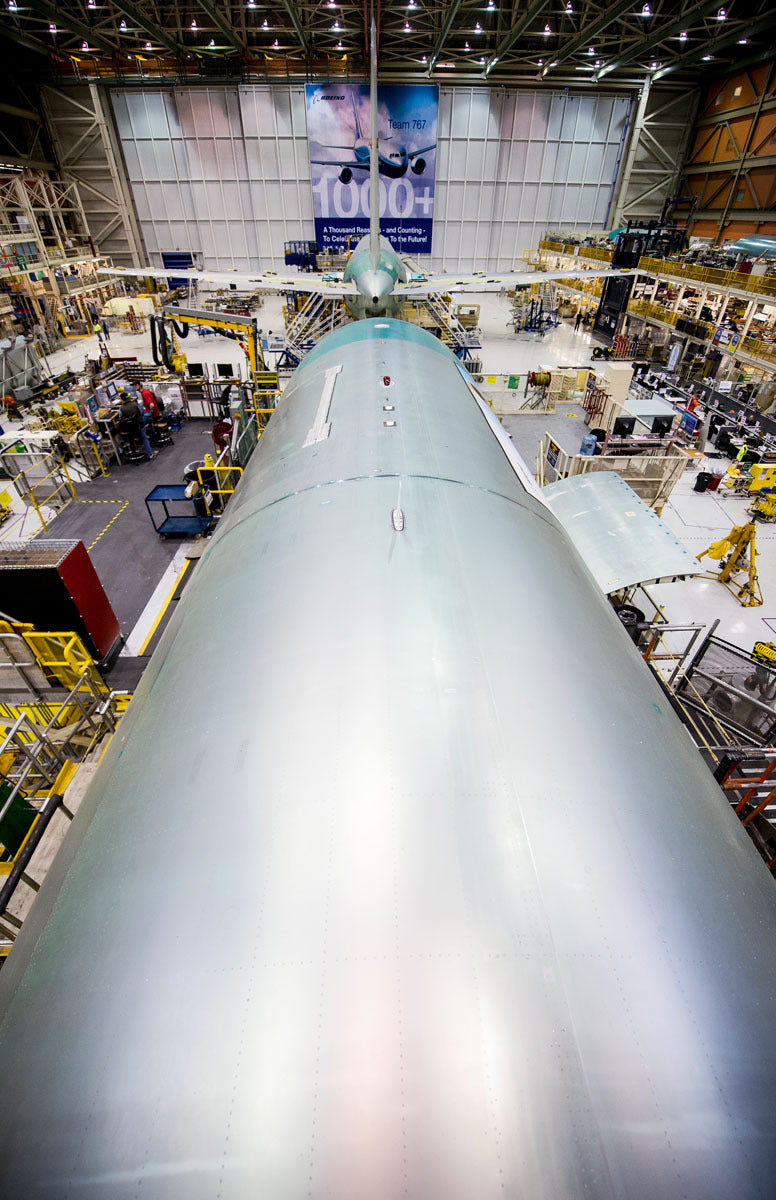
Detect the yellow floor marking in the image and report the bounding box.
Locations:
[84,499,130,551]
[138,559,191,655]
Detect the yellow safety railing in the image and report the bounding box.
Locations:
[2,454,78,533]
[196,462,244,515]
[539,238,614,263]
[637,256,776,301]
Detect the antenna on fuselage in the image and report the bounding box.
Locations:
[369,17,380,272]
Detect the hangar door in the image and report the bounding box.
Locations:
[110,84,630,274]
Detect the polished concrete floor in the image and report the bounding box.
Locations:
[13,288,776,658]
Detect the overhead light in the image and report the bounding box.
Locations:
[588,46,595,55]
[209,39,215,48]
[641,3,651,15]
[81,41,89,50]
[87,0,96,8]
[487,1,495,9]
[190,19,197,30]
[550,60,557,66]
[480,57,485,64]
[537,58,543,66]
[544,24,552,35]
[336,40,343,49]
[595,59,601,67]
[679,30,687,40]
[566,2,573,11]
[403,21,411,32]
[146,42,152,50]
[273,38,279,49]
[738,37,748,43]
[8,0,17,10]
[332,20,341,31]
[464,41,470,51]
[421,54,427,62]
[702,54,712,60]
[408,0,416,8]
[717,7,726,19]
[49,22,56,32]
[262,19,268,29]
[474,22,482,32]
[327,0,336,6]
[119,19,127,30]
[247,1,256,7]
[650,60,658,69]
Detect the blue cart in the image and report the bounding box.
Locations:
[145,484,212,538]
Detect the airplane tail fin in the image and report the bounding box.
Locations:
[351,93,362,142]
[369,18,380,271]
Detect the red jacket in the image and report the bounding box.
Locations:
[140,387,160,418]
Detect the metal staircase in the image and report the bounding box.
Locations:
[422,293,482,360]
[282,294,351,367]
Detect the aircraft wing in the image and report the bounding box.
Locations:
[408,145,436,158]
[98,265,358,297]
[309,159,370,171]
[395,267,632,296]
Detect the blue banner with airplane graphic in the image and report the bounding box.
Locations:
[305,83,438,254]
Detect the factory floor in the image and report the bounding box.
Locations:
[20,289,776,661]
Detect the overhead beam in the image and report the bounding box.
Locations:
[279,0,309,57]
[108,0,183,56]
[428,0,463,75]
[597,0,731,78]
[0,154,55,170]
[483,0,549,78]
[683,153,776,177]
[0,101,41,123]
[541,0,634,75]
[195,0,245,52]
[0,24,50,56]
[24,0,118,55]
[652,12,776,82]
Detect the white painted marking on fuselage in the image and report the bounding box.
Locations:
[303,364,342,446]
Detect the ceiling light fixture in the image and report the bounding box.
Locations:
[679,30,687,40]
[738,37,748,43]
[81,41,89,50]
[717,7,726,19]
[262,19,268,29]
[537,58,543,65]
[332,20,341,31]
[273,38,279,48]
[650,60,658,69]
[588,46,594,54]
[209,39,215,48]
[87,0,96,8]
[421,54,427,62]
[119,19,127,30]
[190,19,197,30]
[248,0,256,7]
[403,21,412,32]
[408,0,416,8]
[464,41,470,50]
[544,24,552,35]
[336,40,343,49]
[49,22,56,32]
[641,3,651,15]
[566,2,573,11]
[702,53,712,60]
[8,0,17,10]
[487,0,495,9]
[474,22,482,32]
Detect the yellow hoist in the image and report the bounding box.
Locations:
[696,523,763,608]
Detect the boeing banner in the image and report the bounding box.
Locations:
[305,83,438,254]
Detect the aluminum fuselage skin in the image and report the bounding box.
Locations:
[1,319,776,1197]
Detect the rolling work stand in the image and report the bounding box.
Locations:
[145,485,212,538]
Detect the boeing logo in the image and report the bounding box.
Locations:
[314,93,346,102]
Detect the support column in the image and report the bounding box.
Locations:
[609,79,651,231]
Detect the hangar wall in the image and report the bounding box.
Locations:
[105,84,631,274]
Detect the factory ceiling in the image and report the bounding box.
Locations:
[0,0,774,88]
